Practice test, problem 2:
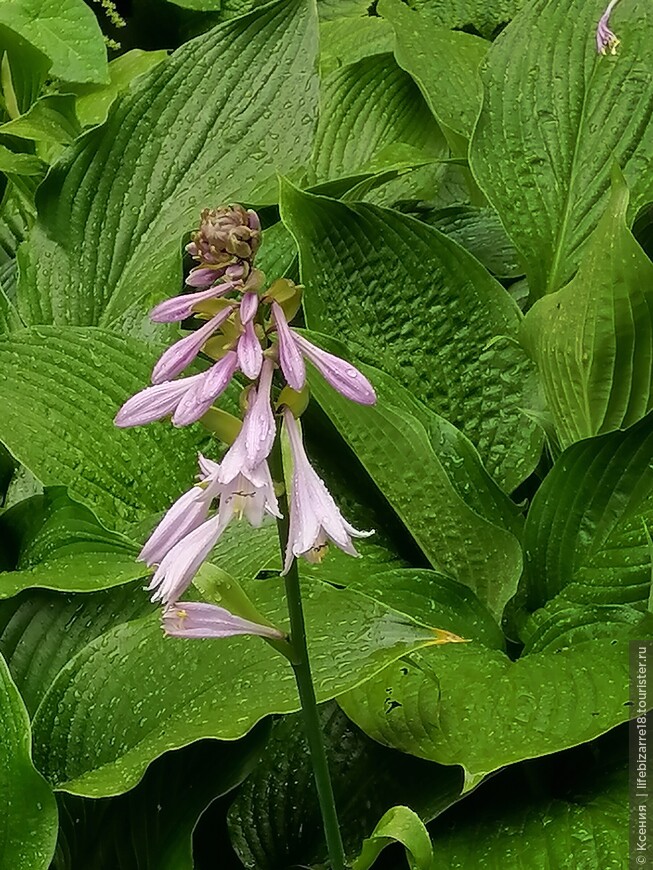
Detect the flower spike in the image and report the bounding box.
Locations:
[596,0,620,54]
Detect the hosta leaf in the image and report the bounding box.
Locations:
[228,704,462,868]
[339,570,653,780]
[306,352,523,618]
[0,143,44,176]
[353,806,434,870]
[406,0,524,39]
[319,18,394,75]
[17,0,318,331]
[0,653,58,869]
[379,0,488,141]
[31,578,446,795]
[470,0,653,298]
[0,94,81,145]
[0,0,108,85]
[0,583,152,716]
[523,412,653,612]
[0,327,205,530]
[0,489,145,598]
[430,746,628,868]
[309,53,445,185]
[522,170,653,447]
[52,729,268,870]
[280,182,542,490]
[74,49,169,128]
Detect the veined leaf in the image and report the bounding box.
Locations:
[0,653,58,869]
[470,0,653,297]
[406,0,524,39]
[16,0,318,331]
[309,53,446,185]
[31,577,449,795]
[379,0,488,141]
[339,569,653,780]
[319,18,394,75]
[0,94,81,145]
[523,412,653,612]
[522,170,653,447]
[280,182,542,490]
[353,806,434,870]
[0,327,205,530]
[0,0,108,85]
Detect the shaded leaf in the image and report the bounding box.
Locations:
[353,806,434,870]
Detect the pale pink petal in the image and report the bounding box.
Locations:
[150,283,237,323]
[148,515,224,605]
[162,601,283,639]
[239,290,259,324]
[185,267,221,288]
[114,375,202,428]
[171,351,239,427]
[152,306,234,384]
[292,333,376,405]
[139,486,214,566]
[272,302,305,390]
[237,321,263,379]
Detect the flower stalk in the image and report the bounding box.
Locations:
[269,434,347,870]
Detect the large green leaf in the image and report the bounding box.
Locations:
[522,171,653,448]
[338,569,652,781]
[309,52,445,184]
[430,741,628,868]
[16,0,318,331]
[319,17,394,75]
[353,806,434,870]
[0,488,145,598]
[228,703,462,868]
[306,351,523,618]
[470,0,653,298]
[0,327,205,530]
[0,653,58,869]
[379,0,488,141]
[52,729,268,870]
[280,182,542,490]
[523,412,653,614]
[31,577,448,795]
[406,0,523,39]
[0,0,108,85]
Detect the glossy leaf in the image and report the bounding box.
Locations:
[0,327,205,530]
[319,18,394,75]
[379,0,488,141]
[522,170,653,447]
[280,182,542,490]
[31,577,448,795]
[353,806,434,870]
[406,0,524,39]
[16,0,318,331]
[0,653,58,869]
[309,53,445,185]
[470,0,653,297]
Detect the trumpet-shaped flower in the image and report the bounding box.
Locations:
[171,350,239,427]
[282,408,372,573]
[596,0,620,54]
[150,281,239,323]
[272,302,305,390]
[152,305,234,384]
[162,601,283,640]
[292,332,376,405]
[114,374,203,428]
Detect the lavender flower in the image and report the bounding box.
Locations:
[150,281,239,324]
[171,350,239,427]
[114,375,204,428]
[152,305,235,384]
[162,602,283,640]
[272,302,306,390]
[596,0,620,54]
[282,408,372,573]
[148,514,225,604]
[292,332,376,405]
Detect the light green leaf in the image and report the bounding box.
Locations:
[228,704,462,868]
[31,577,447,796]
[523,411,653,614]
[16,0,319,331]
[522,170,653,447]
[353,806,434,870]
[470,0,653,297]
[317,0,371,19]
[279,182,543,491]
[319,17,394,75]
[406,0,524,39]
[0,653,58,869]
[309,53,446,185]
[306,352,523,618]
[379,0,488,141]
[74,49,169,128]
[0,94,81,145]
[0,327,205,530]
[0,0,108,85]
[52,728,268,870]
[0,143,44,175]
[339,570,653,780]
[0,489,145,598]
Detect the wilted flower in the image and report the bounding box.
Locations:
[162,602,284,640]
[282,408,372,573]
[596,0,620,54]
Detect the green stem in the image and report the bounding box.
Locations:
[270,433,347,870]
